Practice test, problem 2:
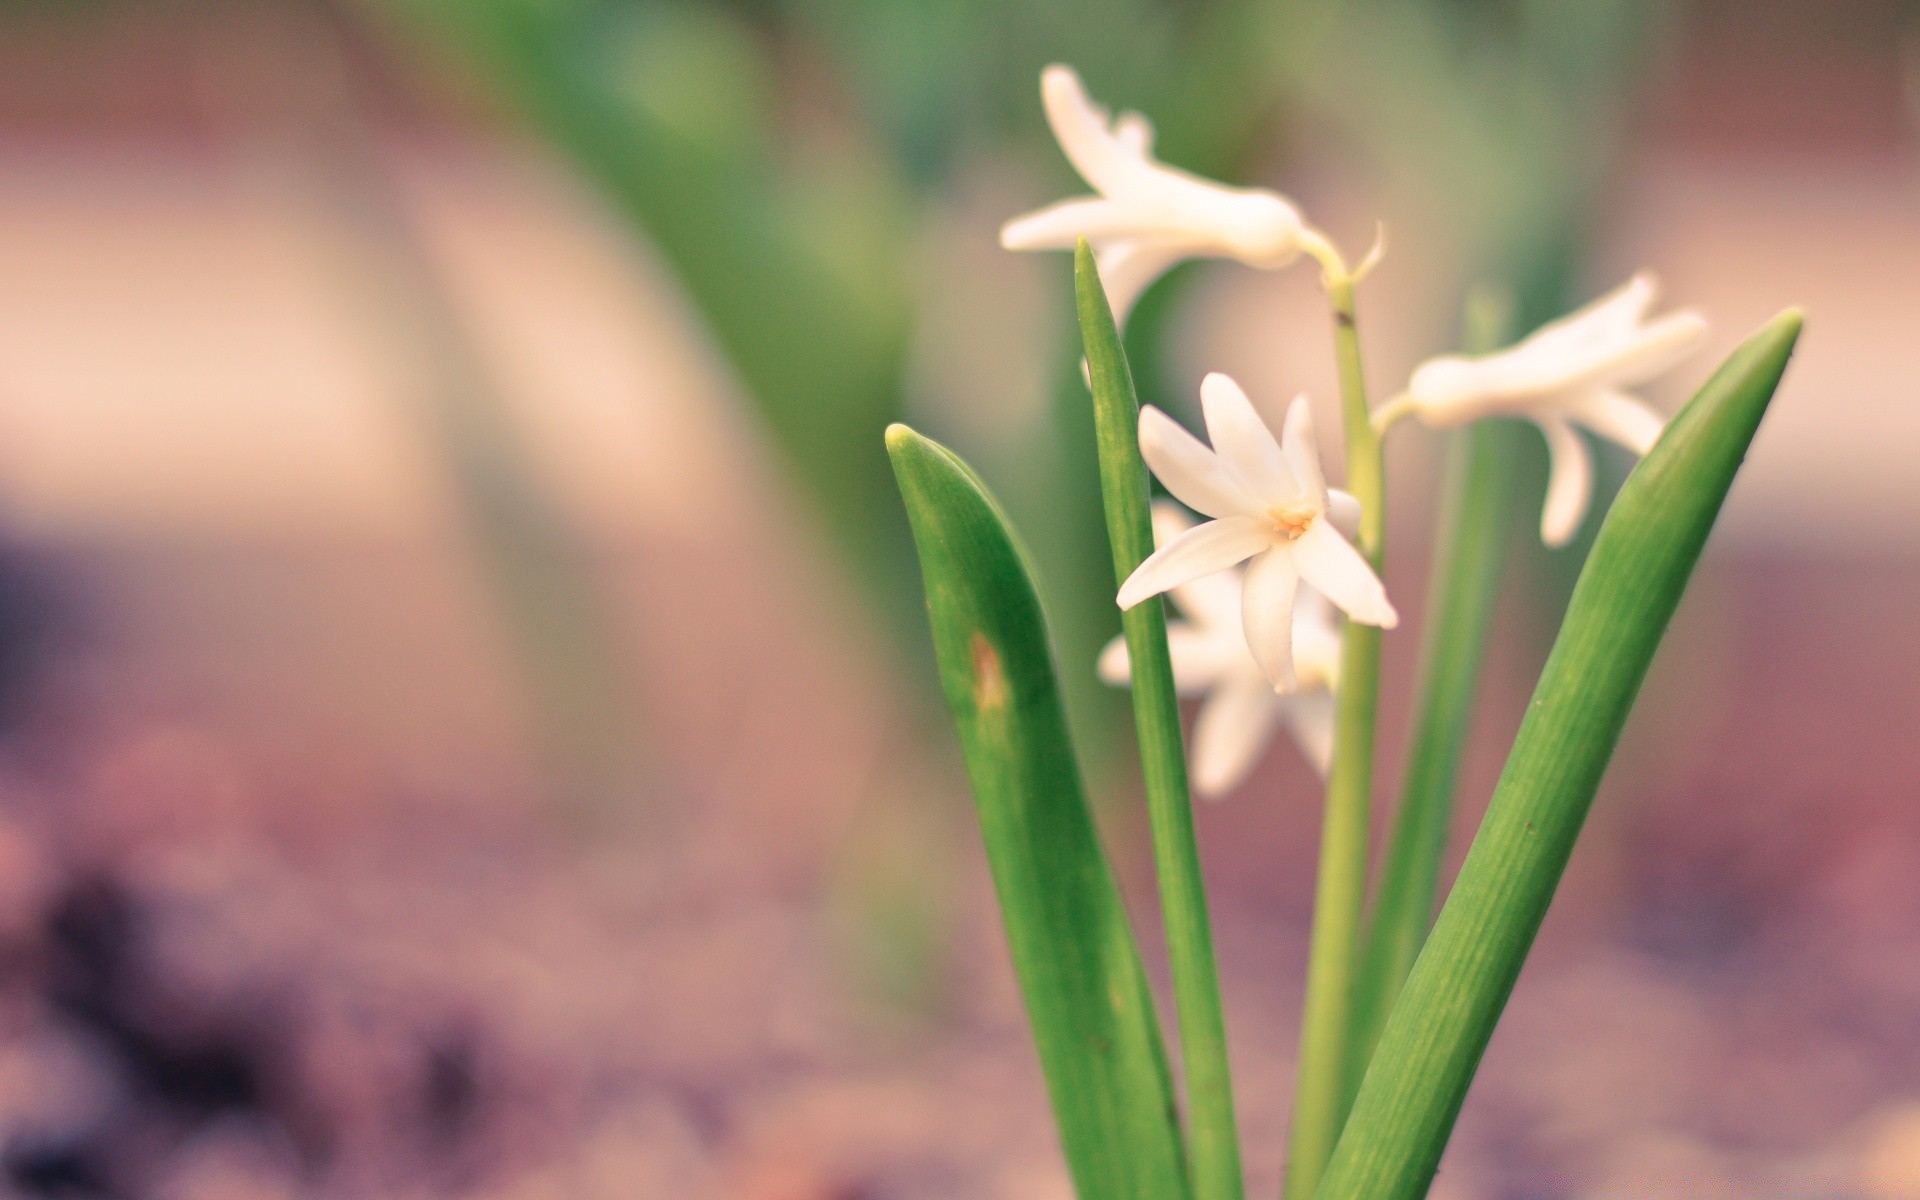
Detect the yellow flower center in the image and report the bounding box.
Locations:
[1268,502,1318,540]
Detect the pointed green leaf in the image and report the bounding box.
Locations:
[886,424,1191,1200]
[1076,241,1243,1200]
[1318,310,1803,1200]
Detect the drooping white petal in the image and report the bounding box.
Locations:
[1405,280,1700,414]
[1171,568,1243,631]
[1280,394,1327,503]
[1280,690,1337,778]
[1565,388,1665,456]
[1537,416,1593,547]
[1148,502,1243,630]
[1190,673,1283,797]
[1098,628,1235,695]
[1039,65,1157,197]
[1240,546,1300,691]
[1149,499,1196,546]
[1139,407,1260,519]
[1290,587,1344,692]
[1166,627,1248,691]
[1117,515,1271,610]
[1325,489,1362,538]
[1200,373,1299,504]
[1096,635,1130,686]
[1292,519,1397,628]
[1097,240,1191,325]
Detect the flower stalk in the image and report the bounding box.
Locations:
[1284,257,1386,1200]
[1076,241,1245,1200]
[1347,292,1523,1098]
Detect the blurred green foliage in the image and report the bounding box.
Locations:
[365,0,1665,756]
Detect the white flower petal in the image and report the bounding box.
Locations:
[1000,197,1181,249]
[1596,310,1708,388]
[1168,185,1306,265]
[1281,690,1338,778]
[1139,408,1260,519]
[1149,502,1242,628]
[1406,280,1704,424]
[1326,489,1362,538]
[1190,673,1284,797]
[1097,634,1131,686]
[1293,519,1397,628]
[1240,546,1300,691]
[1117,515,1271,610]
[1291,588,1344,692]
[1097,240,1190,326]
[1097,628,1231,694]
[1565,388,1665,457]
[1525,273,1656,358]
[1171,569,1243,631]
[1167,627,1245,692]
[1149,499,1195,546]
[1040,65,1156,197]
[1538,417,1593,547]
[1280,394,1327,503]
[1200,372,1299,504]
[1114,110,1154,154]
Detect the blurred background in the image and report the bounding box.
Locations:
[0,0,1911,1195]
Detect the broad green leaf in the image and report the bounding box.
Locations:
[1076,243,1243,1200]
[886,425,1191,1200]
[1318,310,1803,1200]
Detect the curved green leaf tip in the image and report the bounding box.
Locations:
[1317,308,1802,1200]
[886,422,1192,1200]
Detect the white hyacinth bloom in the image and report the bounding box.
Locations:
[1000,64,1314,325]
[1101,504,1342,796]
[1399,272,1707,547]
[1117,373,1396,692]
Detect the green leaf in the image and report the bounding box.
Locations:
[1076,242,1243,1200]
[886,424,1191,1200]
[1317,309,1803,1200]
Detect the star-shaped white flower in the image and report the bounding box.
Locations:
[1101,504,1341,796]
[1117,372,1397,692]
[1000,64,1315,325]
[1396,272,1707,546]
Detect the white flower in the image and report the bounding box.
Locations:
[1000,64,1315,325]
[1397,272,1707,547]
[1101,504,1341,796]
[1117,372,1397,692]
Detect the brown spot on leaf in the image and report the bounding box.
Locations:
[970,633,1008,712]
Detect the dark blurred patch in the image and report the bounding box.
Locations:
[419,1027,478,1148]
[0,546,75,737]
[7,1132,119,1199]
[45,878,273,1121]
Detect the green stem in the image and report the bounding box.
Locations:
[1346,295,1520,1095]
[1076,243,1244,1200]
[1284,273,1383,1200]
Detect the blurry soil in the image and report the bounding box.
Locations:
[0,549,1913,1199]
